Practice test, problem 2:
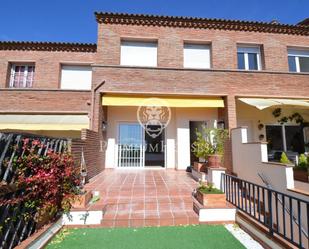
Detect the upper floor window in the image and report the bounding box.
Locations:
[288,49,309,73]
[183,43,211,69]
[237,46,262,70]
[120,40,157,67]
[9,64,35,88]
[60,65,92,90]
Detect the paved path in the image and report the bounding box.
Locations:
[84,169,199,227]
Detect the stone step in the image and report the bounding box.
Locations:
[100,200,199,228]
[101,217,199,228]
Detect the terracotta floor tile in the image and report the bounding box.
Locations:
[101,220,115,228]
[159,211,173,218]
[130,211,144,219]
[84,169,199,228]
[115,220,130,227]
[144,219,160,227]
[145,202,158,211]
[130,219,145,227]
[159,218,174,226]
[174,217,189,226]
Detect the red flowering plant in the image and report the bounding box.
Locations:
[0,139,81,224]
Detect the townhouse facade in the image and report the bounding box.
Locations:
[0,12,309,178]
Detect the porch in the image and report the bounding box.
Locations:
[102,94,226,170]
[83,169,199,227]
[236,97,309,163]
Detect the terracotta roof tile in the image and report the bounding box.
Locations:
[95,12,309,36]
[0,41,97,52]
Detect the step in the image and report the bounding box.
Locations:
[100,200,199,228]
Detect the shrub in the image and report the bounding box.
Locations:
[198,182,223,194]
[280,152,291,164]
[0,139,81,223]
[295,154,309,171]
[192,126,228,159]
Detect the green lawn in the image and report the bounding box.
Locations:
[47,225,245,249]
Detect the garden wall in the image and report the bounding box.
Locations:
[71,129,105,180]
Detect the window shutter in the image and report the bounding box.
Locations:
[183,44,211,69]
[60,66,92,90]
[120,41,157,67]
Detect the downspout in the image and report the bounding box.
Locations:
[90,80,105,130]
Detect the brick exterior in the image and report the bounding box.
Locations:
[0,90,91,113]
[71,129,105,180]
[0,13,309,176]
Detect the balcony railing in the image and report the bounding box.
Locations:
[224,174,309,249]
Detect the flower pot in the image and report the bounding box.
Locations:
[193,162,207,173]
[207,154,223,168]
[71,191,93,209]
[293,169,309,183]
[196,189,226,206]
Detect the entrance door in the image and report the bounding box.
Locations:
[189,121,207,165]
[144,125,165,167]
[118,123,144,167]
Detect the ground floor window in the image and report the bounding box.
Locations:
[266,124,305,161]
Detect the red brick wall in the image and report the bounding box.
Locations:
[0,89,91,113]
[93,22,309,171]
[0,50,95,89]
[71,129,105,180]
[96,23,309,71]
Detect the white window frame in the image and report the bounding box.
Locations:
[183,43,211,69]
[288,49,309,73]
[120,40,158,67]
[237,46,262,70]
[9,64,35,88]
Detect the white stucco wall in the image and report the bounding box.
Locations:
[174,108,218,169]
[231,127,309,247]
[236,100,309,143]
[104,106,218,169]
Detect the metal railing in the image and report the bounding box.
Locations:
[224,174,309,249]
[0,132,69,249]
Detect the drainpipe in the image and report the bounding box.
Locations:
[90,80,105,130]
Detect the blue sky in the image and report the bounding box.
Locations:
[0,0,308,43]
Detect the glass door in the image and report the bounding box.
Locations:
[118,123,144,167]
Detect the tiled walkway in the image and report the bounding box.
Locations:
[84,169,199,227]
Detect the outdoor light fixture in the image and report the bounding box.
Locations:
[101,121,107,132]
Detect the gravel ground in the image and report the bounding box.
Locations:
[225,224,264,249]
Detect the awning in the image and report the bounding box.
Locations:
[239,98,309,110]
[0,115,89,131]
[102,95,224,108]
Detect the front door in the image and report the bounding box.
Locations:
[118,123,144,167]
[144,125,165,167]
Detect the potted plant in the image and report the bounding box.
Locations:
[193,126,228,168]
[293,154,309,183]
[195,182,225,206]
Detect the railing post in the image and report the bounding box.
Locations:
[267,189,273,235]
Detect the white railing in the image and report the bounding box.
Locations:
[117,144,144,167]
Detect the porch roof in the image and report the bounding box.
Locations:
[238,98,309,110]
[0,114,89,131]
[102,95,224,108]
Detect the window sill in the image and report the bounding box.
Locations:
[93,64,309,75]
[0,88,91,92]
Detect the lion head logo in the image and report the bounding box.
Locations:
[137,98,171,138]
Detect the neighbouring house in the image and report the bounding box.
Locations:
[0,12,309,177]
